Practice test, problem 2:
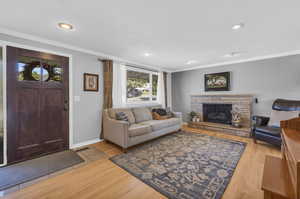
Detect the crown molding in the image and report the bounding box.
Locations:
[0,27,171,72]
[172,50,300,73]
[2,27,298,74]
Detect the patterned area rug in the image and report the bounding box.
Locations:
[110,131,246,199]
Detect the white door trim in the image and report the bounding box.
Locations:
[0,40,74,166]
[0,43,6,167]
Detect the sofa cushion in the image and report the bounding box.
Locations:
[142,118,181,131]
[255,126,281,137]
[132,107,153,123]
[108,108,135,124]
[268,110,300,127]
[128,124,152,137]
[115,112,129,122]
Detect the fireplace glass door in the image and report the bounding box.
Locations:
[203,103,232,125]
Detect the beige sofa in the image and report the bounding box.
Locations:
[103,106,182,151]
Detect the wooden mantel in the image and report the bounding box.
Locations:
[191,94,254,98]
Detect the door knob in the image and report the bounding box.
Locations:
[64,100,69,111]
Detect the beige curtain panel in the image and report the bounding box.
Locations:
[101,59,113,139]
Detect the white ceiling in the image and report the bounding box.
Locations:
[0,0,300,72]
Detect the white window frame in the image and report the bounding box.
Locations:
[125,66,159,105]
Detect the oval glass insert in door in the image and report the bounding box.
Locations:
[17,56,42,81]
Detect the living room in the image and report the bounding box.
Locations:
[0,1,300,199]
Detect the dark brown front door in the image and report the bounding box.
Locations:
[7,46,69,164]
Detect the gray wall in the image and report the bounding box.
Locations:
[172,55,300,121]
[0,33,103,146]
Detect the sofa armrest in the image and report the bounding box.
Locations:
[103,109,130,148]
[172,112,182,119]
[172,112,183,125]
[253,115,270,127]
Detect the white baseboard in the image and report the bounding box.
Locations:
[71,138,103,149]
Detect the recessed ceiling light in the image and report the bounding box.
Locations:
[186,60,197,65]
[144,52,152,57]
[223,52,242,58]
[58,22,74,30]
[232,23,244,30]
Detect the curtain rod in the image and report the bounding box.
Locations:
[98,58,160,72]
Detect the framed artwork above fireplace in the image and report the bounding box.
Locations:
[205,72,230,91]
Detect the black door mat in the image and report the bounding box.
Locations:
[0,150,84,191]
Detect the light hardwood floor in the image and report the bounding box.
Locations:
[4,126,281,199]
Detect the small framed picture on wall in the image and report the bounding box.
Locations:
[83,73,99,92]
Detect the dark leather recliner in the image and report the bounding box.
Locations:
[252,99,300,147]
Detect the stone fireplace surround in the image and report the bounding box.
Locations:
[189,94,253,137]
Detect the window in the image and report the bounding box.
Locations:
[152,74,158,101]
[17,56,63,82]
[126,68,158,103]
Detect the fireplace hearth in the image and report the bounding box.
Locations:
[203,103,232,125]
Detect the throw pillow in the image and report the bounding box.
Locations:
[268,110,300,127]
[152,112,170,120]
[115,112,129,122]
[110,108,136,124]
[152,108,167,116]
